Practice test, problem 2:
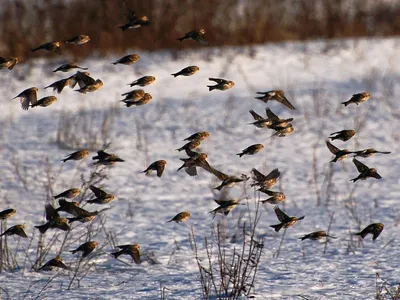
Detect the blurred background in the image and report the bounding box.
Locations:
[1,0,399,60]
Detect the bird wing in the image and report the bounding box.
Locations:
[209,78,225,84]
[276,94,296,110]
[185,166,198,176]
[265,108,279,121]
[157,162,165,177]
[130,248,141,264]
[273,206,289,222]
[90,185,106,198]
[326,141,339,154]
[45,204,59,220]
[210,167,229,181]
[352,158,369,173]
[251,168,265,181]
[265,168,280,180]
[249,110,264,121]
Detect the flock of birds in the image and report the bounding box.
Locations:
[0,4,392,273]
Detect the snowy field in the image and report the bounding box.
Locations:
[0,37,399,299]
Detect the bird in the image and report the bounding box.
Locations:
[12,87,38,110]
[350,158,382,182]
[0,56,18,70]
[68,71,93,89]
[354,223,384,240]
[112,54,140,65]
[0,208,16,220]
[142,160,167,177]
[183,131,210,142]
[31,41,62,54]
[53,63,88,73]
[39,257,69,271]
[342,92,370,106]
[31,96,57,108]
[210,199,242,218]
[351,148,391,158]
[128,76,156,87]
[176,140,201,152]
[120,89,145,102]
[171,66,199,77]
[259,190,286,205]
[54,188,81,199]
[166,212,191,223]
[214,173,249,191]
[177,29,208,45]
[207,78,235,91]
[35,204,70,234]
[248,110,273,128]
[87,185,115,204]
[251,168,280,189]
[299,231,337,241]
[270,206,305,232]
[92,150,125,165]
[329,130,356,142]
[255,90,296,110]
[0,224,27,238]
[119,6,151,31]
[64,34,90,45]
[177,153,213,177]
[264,108,294,130]
[70,241,98,258]
[67,215,97,224]
[111,244,141,264]
[270,123,295,137]
[56,199,98,219]
[45,78,72,94]
[236,144,264,157]
[326,140,352,162]
[122,93,152,107]
[75,79,103,94]
[62,150,89,163]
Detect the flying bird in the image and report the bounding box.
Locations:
[87,185,116,204]
[350,158,382,182]
[214,173,249,190]
[75,79,103,94]
[329,130,356,142]
[299,231,337,241]
[354,223,384,240]
[351,148,391,158]
[39,257,69,271]
[176,140,201,152]
[0,208,16,220]
[62,150,89,163]
[0,224,28,238]
[70,241,98,258]
[119,5,150,31]
[171,66,199,77]
[111,244,141,264]
[35,204,70,234]
[120,89,145,102]
[251,168,280,189]
[112,54,140,65]
[342,92,370,106]
[64,34,90,45]
[210,199,242,218]
[45,78,72,93]
[12,87,38,110]
[31,96,57,108]
[54,188,81,199]
[270,206,304,232]
[166,212,191,223]
[207,78,235,91]
[122,93,152,107]
[255,90,296,110]
[128,76,156,87]
[326,140,352,162]
[142,160,167,177]
[236,144,264,157]
[31,41,62,54]
[92,150,125,165]
[177,29,208,45]
[183,131,210,142]
[259,190,286,205]
[0,56,18,70]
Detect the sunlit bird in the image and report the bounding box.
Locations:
[270,206,304,232]
[166,211,191,223]
[111,244,141,264]
[128,76,156,87]
[39,257,69,271]
[342,92,370,106]
[0,56,18,70]
[255,90,296,110]
[177,29,208,45]
[354,223,384,240]
[31,41,62,54]
[329,129,356,142]
[64,34,90,45]
[171,66,199,77]
[299,231,337,241]
[350,158,382,182]
[142,160,167,177]
[31,96,57,108]
[112,54,140,65]
[0,224,27,238]
[351,148,391,158]
[207,78,235,91]
[87,185,116,204]
[70,241,98,258]
[236,144,264,157]
[62,149,89,163]
[12,87,38,110]
[326,140,352,163]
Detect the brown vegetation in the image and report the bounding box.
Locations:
[1,0,399,61]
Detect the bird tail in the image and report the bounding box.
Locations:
[270,223,284,232]
[300,236,308,241]
[111,251,122,258]
[214,185,223,191]
[87,199,96,204]
[236,153,244,157]
[70,249,78,254]
[35,224,49,234]
[112,62,118,65]
[61,157,69,163]
[177,37,185,42]
[341,101,350,107]
[350,177,358,183]
[207,85,216,91]
[255,96,267,102]
[171,73,179,77]
[354,231,367,238]
[119,24,130,31]
[31,47,40,52]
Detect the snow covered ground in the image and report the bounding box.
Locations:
[0,37,399,299]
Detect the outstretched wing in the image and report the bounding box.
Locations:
[249,110,264,121]
[326,141,339,155]
[90,185,107,198]
[352,158,369,173]
[273,206,289,222]
[265,108,279,121]
[209,78,225,84]
[251,168,265,181]
[265,168,280,180]
[276,93,296,110]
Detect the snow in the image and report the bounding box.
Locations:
[0,37,399,299]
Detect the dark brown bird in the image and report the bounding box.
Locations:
[207,78,235,91]
[265,108,294,130]
[35,204,70,234]
[171,66,199,77]
[350,158,382,182]
[0,224,27,238]
[251,168,280,189]
[87,185,115,204]
[31,96,57,108]
[67,215,97,224]
[142,160,167,177]
[300,231,337,241]
[64,34,90,45]
[39,257,69,271]
[111,244,141,264]
[354,223,384,240]
[0,56,18,70]
[70,241,98,258]
[177,29,208,45]
[236,144,264,157]
[176,140,201,152]
[45,78,72,93]
[329,130,356,142]
[214,174,249,191]
[54,188,81,199]
[92,150,125,165]
[177,153,211,177]
[166,212,191,223]
[119,6,151,31]
[12,87,38,110]
[183,131,210,142]
[56,199,92,218]
[259,190,286,205]
[128,76,156,87]
[31,42,62,54]
[0,208,16,220]
[270,206,304,232]
[248,110,273,128]
[112,54,140,65]
[53,63,88,73]
[326,140,352,162]
[68,71,92,89]
[342,92,370,106]
[351,148,391,158]
[210,199,242,218]
[255,90,296,110]
[62,150,89,163]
